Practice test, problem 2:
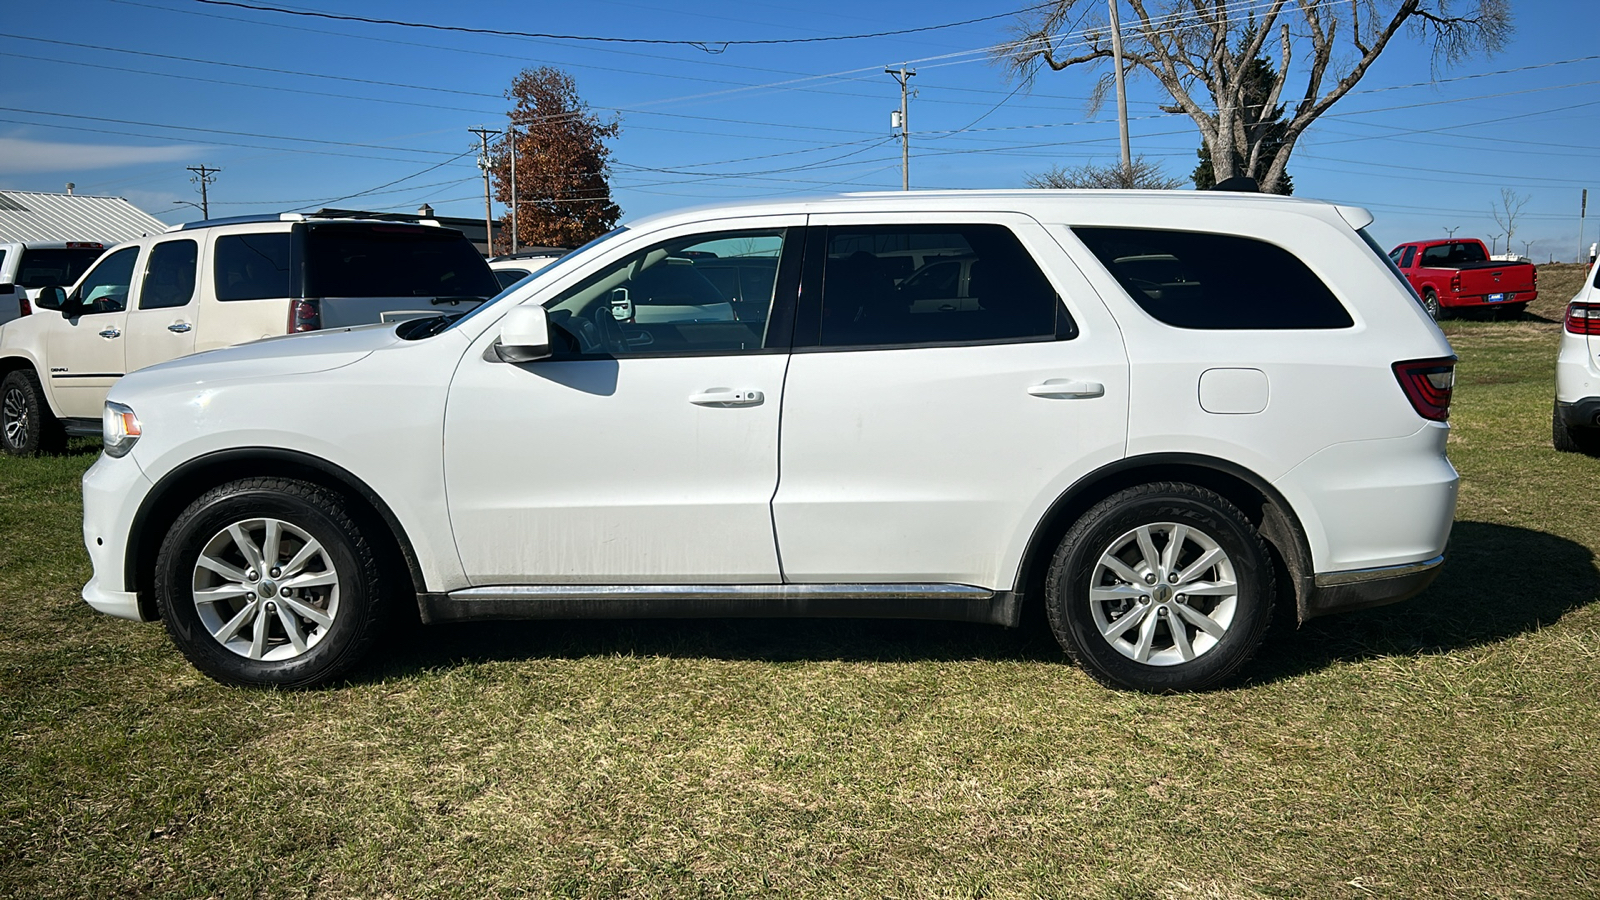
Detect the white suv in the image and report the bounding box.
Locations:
[78,191,1459,692]
[0,214,498,455]
[1555,258,1600,453]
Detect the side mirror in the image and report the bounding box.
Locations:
[33,286,67,312]
[608,287,634,323]
[494,304,551,363]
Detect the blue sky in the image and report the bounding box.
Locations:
[2,0,1595,259]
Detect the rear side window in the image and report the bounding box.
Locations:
[817,224,1071,348]
[304,224,499,299]
[1073,227,1353,330]
[215,233,292,301]
[140,240,198,309]
[16,248,105,288]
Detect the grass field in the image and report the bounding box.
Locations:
[2,267,1597,899]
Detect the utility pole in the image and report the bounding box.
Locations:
[1107,0,1133,187]
[187,164,221,219]
[1445,226,1459,238]
[886,66,915,191]
[1579,189,1587,264]
[506,120,519,254]
[468,126,501,254]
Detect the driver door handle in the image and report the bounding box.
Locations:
[689,388,764,407]
[98,328,121,339]
[1028,379,1104,399]
[168,322,192,333]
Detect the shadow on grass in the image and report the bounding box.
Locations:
[1249,520,1597,683]
[364,520,1595,684]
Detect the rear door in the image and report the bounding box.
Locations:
[125,237,200,372]
[772,214,1130,591]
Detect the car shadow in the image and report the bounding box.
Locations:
[361,520,1596,686]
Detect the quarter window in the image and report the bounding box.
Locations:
[214,233,292,301]
[139,240,199,309]
[544,230,787,356]
[71,246,140,315]
[1073,227,1353,330]
[816,224,1070,348]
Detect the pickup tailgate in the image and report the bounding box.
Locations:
[1453,260,1535,301]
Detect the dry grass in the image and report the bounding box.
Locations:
[2,269,1598,898]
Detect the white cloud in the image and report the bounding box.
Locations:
[0,137,199,174]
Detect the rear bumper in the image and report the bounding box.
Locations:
[1303,554,1444,619]
[1444,290,1536,308]
[1556,398,1600,430]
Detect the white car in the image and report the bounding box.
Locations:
[487,249,566,290]
[79,190,1459,692]
[0,214,498,455]
[1554,257,1600,453]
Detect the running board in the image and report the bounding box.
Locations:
[419,583,1021,627]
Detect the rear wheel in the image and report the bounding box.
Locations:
[1421,289,1445,321]
[1046,483,1275,692]
[1553,400,1600,455]
[155,478,390,688]
[1,369,64,456]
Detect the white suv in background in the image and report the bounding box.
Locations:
[1554,257,1600,453]
[79,191,1459,692]
[0,214,499,455]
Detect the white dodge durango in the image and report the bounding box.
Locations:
[79,190,1459,692]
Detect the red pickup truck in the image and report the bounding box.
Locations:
[1388,238,1537,319]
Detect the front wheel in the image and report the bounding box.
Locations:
[155,478,390,688]
[1046,483,1275,692]
[1,369,64,456]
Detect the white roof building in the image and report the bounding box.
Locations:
[0,190,166,244]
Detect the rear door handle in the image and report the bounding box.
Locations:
[690,388,764,407]
[98,328,121,339]
[168,322,192,333]
[1028,379,1104,399]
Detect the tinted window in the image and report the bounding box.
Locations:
[71,246,139,314]
[215,233,292,301]
[1073,227,1353,330]
[1420,241,1486,267]
[818,224,1068,348]
[1400,246,1416,268]
[493,269,530,290]
[545,230,785,356]
[16,248,105,288]
[304,224,499,299]
[139,239,198,309]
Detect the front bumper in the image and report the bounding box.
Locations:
[81,451,155,622]
[1303,554,1445,619]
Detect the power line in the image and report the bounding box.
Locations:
[185,0,1055,51]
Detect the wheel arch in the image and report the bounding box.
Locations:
[126,448,426,621]
[1012,453,1316,625]
[0,352,63,418]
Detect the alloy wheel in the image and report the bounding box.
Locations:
[1088,522,1239,666]
[190,517,341,661]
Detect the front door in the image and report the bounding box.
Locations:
[444,218,803,584]
[125,237,200,372]
[45,244,140,419]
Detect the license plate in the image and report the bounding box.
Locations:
[1487,293,1506,302]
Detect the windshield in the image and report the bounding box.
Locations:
[15,247,106,288]
[444,226,629,333]
[304,223,500,299]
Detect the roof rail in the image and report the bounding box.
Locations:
[173,212,306,230]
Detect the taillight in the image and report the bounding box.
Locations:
[289,298,322,333]
[18,295,31,317]
[1393,357,1456,422]
[1450,272,1461,293]
[1567,302,1600,334]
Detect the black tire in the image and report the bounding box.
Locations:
[1046,482,1275,693]
[155,478,390,688]
[1422,289,1445,321]
[1553,400,1600,455]
[1,368,65,456]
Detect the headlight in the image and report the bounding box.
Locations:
[102,401,141,458]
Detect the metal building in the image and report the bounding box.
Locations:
[0,190,167,244]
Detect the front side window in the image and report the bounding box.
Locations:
[71,246,140,315]
[215,233,292,301]
[816,224,1068,348]
[544,229,786,356]
[1073,227,1353,330]
[139,239,199,309]
[1400,246,1416,268]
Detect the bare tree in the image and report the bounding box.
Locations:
[1026,155,1185,189]
[1491,188,1528,255]
[999,1,1511,194]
